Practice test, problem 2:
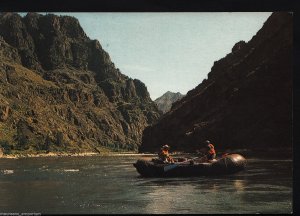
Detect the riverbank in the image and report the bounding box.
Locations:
[0,152,98,159]
[0,151,156,159]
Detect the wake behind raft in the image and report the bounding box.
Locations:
[133,154,246,177]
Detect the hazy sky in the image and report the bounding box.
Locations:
[22,12,272,99]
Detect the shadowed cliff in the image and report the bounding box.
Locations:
[140,12,292,152]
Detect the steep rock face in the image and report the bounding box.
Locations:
[0,12,160,153]
[140,12,292,152]
[154,91,184,114]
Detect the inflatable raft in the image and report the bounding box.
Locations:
[133,154,246,177]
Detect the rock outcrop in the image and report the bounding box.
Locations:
[154,91,184,114]
[140,12,292,152]
[0,12,160,153]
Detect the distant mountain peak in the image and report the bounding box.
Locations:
[154,91,184,114]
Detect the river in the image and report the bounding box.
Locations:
[0,154,293,214]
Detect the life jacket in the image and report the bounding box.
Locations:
[207,144,216,155]
[161,149,169,156]
[209,148,216,155]
[159,149,169,159]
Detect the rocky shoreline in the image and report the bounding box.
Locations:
[0,151,156,159]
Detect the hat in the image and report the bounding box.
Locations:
[161,144,170,149]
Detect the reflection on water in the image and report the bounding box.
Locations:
[144,184,196,213]
[234,179,245,191]
[143,179,246,214]
[1,169,14,175]
[0,156,293,214]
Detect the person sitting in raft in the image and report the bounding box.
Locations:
[205,140,216,162]
[158,144,174,163]
[195,140,216,162]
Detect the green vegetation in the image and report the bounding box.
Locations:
[0,140,12,154]
[0,122,17,147]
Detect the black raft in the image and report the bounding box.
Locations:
[133,154,246,177]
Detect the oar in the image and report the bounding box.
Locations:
[163,156,203,172]
[221,153,230,158]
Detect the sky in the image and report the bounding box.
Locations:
[22,12,272,100]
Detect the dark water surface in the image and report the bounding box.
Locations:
[0,155,292,214]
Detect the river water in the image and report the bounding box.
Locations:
[0,155,293,214]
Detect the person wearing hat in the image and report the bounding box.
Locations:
[205,140,216,161]
[158,144,174,163]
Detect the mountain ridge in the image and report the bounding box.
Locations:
[0,12,160,154]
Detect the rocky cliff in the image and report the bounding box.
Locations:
[0,12,160,154]
[154,91,184,114]
[140,12,292,152]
